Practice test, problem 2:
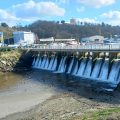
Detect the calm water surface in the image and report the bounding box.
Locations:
[0,69,112,94]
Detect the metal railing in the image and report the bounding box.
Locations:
[26,44,120,51]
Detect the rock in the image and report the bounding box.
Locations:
[1,60,7,65]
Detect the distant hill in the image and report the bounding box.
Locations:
[1,20,120,43]
[0,26,14,40]
[26,20,120,40]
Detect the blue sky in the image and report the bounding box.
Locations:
[0,0,120,26]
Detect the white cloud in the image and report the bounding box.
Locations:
[77,0,116,8]
[55,0,69,4]
[0,8,36,26]
[11,0,65,19]
[101,10,120,19]
[0,0,65,26]
[101,10,120,25]
[76,6,85,12]
[0,9,20,26]
[0,9,18,22]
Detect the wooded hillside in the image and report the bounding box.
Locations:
[26,20,120,40]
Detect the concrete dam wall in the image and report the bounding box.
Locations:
[31,52,120,91]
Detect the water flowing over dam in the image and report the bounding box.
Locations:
[29,44,120,91]
[31,54,120,91]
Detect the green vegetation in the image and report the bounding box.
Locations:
[0,50,21,60]
[0,26,14,40]
[0,50,21,71]
[1,20,120,43]
[0,49,33,72]
[0,47,12,52]
[74,107,120,120]
[26,20,120,40]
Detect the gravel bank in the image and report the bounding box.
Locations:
[1,87,120,120]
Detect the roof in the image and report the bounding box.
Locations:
[13,31,33,34]
[40,37,54,42]
[55,39,76,42]
[82,35,104,39]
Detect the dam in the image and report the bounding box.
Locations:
[29,44,120,91]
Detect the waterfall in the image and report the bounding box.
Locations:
[44,57,49,69]
[40,57,47,69]
[83,58,92,77]
[72,60,79,75]
[31,53,120,91]
[67,58,74,74]
[91,58,103,79]
[32,57,36,66]
[60,56,67,73]
[33,56,40,68]
[77,58,87,76]
[38,57,42,69]
[32,56,120,84]
[36,57,41,69]
[108,59,120,84]
[98,58,109,80]
[57,57,64,72]
[57,56,67,73]
[116,69,120,84]
[51,57,57,71]
[48,57,55,70]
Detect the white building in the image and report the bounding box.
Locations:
[40,37,54,42]
[70,19,77,25]
[39,37,77,44]
[55,38,76,42]
[13,31,35,45]
[81,35,104,43]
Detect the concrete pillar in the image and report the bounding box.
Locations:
[92,52,100,59]
[117,52,120,59]
[109,52,118,62]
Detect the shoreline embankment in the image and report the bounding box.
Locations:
[0,48,33,72]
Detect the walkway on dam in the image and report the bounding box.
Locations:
[27,44,120,52]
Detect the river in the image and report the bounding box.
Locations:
[0,70,120,119]
[0,70,62,118]
[0,70,85,119]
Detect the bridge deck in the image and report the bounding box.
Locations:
[27,44,120,52]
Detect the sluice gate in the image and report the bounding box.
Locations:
[31,50,120,91]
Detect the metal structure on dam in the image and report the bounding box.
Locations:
[28,44,120,91]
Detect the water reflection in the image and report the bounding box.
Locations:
[0,72,23,91]
[0,69,117,93]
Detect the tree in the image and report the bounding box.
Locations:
[1,22,9,27]
[61,20,65,24]
[101,22,105,27]
[56,21,59,24]
[19,20,120,39]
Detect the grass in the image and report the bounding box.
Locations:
[73,107,120,120]
[0,50,21,60]
[0,50,22,69]
[0,47,12,52]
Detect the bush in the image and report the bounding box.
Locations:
[0,47,12,52]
